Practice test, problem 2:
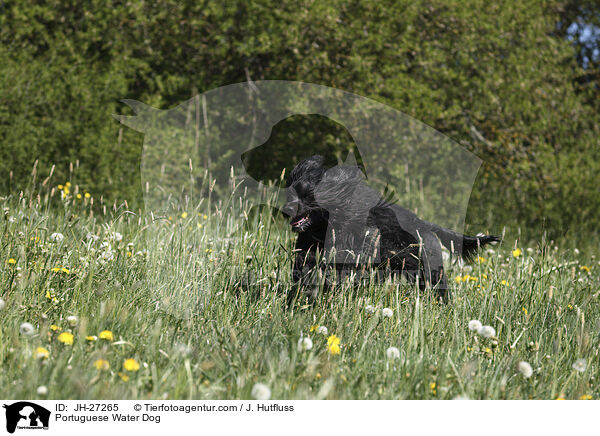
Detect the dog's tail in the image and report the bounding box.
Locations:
[430,225,500,258]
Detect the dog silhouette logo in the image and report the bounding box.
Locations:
[3,402,50,433]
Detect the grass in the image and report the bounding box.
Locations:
[0,176,598,400]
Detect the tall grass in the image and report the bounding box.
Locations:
[0,166,597,400]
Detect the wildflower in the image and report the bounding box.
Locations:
[86,335,98,342]
[50,325,61,331]
[365,304,376,314]
[181,212,188,219]
[479,325,496,338]
[327,335,341,355]
[468,320,482,332]
[310,324,319,333]
[112,232,123,242]
[297,337,313,352]
[66,316,78,327]
[251,383,271,400]
[50,232,64,242]
[58,184,64,190]
[512,248,522,258]
[580,266,591,273]
[84,192,91,199]
[579,394,593,400]
[572,358,587,373]
[517,361,533,378]
[123,358,140,371]
[94,359,110,370]
[430,382,437,395]
[205,248,212,253]
[501,280,509,286]
[118,372,129,382]
[34,347,49,359]
[65,182,71,188]
[0,299,5,311]
[522,307,528,315]
[20,322,35,336]
[381,308,393,318]
[567,304,573,310]
[7,258,16,265]
[36,386,48,396]
[476,256,486,263]
[316,326,328,335]
[99,330,114,341]
[203,214,208,219]
[57,332,74,345]
[386,346,401,360]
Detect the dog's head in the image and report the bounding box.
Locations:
[283,155,366,233]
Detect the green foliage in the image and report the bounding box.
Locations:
[1,0,599,240]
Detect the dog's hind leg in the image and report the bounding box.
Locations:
[417,231,449,303]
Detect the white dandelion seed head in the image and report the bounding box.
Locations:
[468,320,482,332]
[251,383,271,400]
[382,308,393,318]
[572,358,587,373]
[66,315,78,327]
[49,232,64,242]
[36,386,48,396]
[517,361,533,378]
[297,336,313,352]
[0,299,5,311]
[462,265,473,273]
[19,322,35,336]
[479,325,496,338]
[365,305,376,314]
[316,326,328,335]
[386,346,401,360]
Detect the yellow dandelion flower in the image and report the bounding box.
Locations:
[76,193,82,199]
[522,307,528,315]
[7,258,16,265]
[454,275,463,284]
[118,372,129,382]
[123,358,140,371]
[203,214,207,219]
[168,216,173,221]
[205,249,212,253]
[84,192,90,198]
[327,334,341,355]
[94,359,110,370]
[99,330,114,341]
[512,248,522,258]
[476,256,486,263]
[181,212,188,219]
[501,280,509,286]
[58,184,64,190]
[86,335,97,342]
[430,382,437,394]
[50,267,60,273]
[555,397,566,400]
[126,251,132,257]
[567,304,573,310]
[63,187,69,195]
[35,347,49,359]
[468,276,478,282]
[315,372,321,379]
[50,325,61,331]
[482,273,488,280]
[197,223,203,228]
[579,394,592,400]
[65,182,71,188]
[310,324,319,333]
[60,267,70,274]
[580,266,591,273]
[57,332,74,345]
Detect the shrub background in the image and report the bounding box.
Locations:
[1,0,599,242]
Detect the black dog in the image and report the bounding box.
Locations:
[282,155,499,303]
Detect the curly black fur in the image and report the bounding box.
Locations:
[282,155,499,303]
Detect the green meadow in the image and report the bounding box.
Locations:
[1,175,597,400]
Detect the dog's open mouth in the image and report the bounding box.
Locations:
[291,214,311,231]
